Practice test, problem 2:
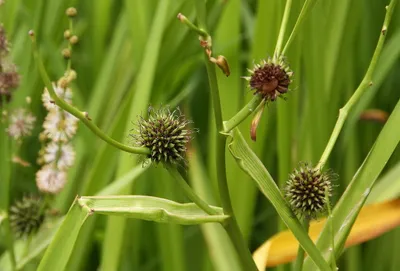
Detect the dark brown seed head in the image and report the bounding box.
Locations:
[245,58,293,102]
[284,163,334,218]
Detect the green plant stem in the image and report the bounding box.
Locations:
[293,218,309,271]
[281,0,319,56]
[177,13,208,39]
[223,94,263,133]
[67,18,73,72]
[29,33,150,156]
[316,0,396,169]
[274,0,292,58]
[192,2,258,270]
[166,166,219,216]
[325,188,337,271]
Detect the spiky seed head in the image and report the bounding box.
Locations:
[244,57,293,102]
[9,196,45,238]
[284,163,334,218]
[133,107,196,166]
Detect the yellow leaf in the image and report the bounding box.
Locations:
[253,199,400,269]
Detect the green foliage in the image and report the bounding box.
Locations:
[0,0,399,270]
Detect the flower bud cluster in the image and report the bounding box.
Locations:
[36,74,78,194]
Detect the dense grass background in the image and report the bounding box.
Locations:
[0,0,399,270]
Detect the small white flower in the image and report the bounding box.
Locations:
[36,165,66,194]
[43,110,78,142]
[6,108,36,140]
[42,83,72,110]
[43,142,75,170]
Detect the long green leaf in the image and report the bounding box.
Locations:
[304,97,400,270]
[227,128,330,271]
[79,196,227,224]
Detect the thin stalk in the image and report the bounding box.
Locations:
[326,188,337,271]
[166,166,219,216]
[29,32,150,156]
[67,18,73,72]
[281,0,319,56]
[274,0,293,58]
[192,2,258,270]
[316,0,397,169]
[223,94,263,133]
[293,218,310,271]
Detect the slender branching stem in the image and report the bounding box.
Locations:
[166,166,219,215]
[223,94,263,133]
[293,217,310,271]
[29,32,150,156]
[274,0,293,58]
[281,0,319,56]
[316,0,397,169]
[189,2,258,270]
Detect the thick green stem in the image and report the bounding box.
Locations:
[274,0,293,57]
[29,32,150,156]
[293,218,309,271]
[223,94,263,133]
[316,0,397,169]
[167,166,219,216]
[281,0,319,56]
[191,2,258,270]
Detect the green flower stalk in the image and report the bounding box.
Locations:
[285,163,334,218]
[9,196,45,238]
[133,107,196,166]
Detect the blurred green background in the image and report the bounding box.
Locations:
[0,0,399,270]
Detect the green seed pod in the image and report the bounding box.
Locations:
[133,107,196,166]
[243,57,293,102]
[9,196,45,238]
[284,163,334,218]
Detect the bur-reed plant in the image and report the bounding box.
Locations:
[0,0,399,271]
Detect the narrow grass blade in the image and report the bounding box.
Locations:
[304,97,400,270]
[367,161,400,204]
[252,199,400,268]
[37,199,91,271]
[227,128,330,270]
